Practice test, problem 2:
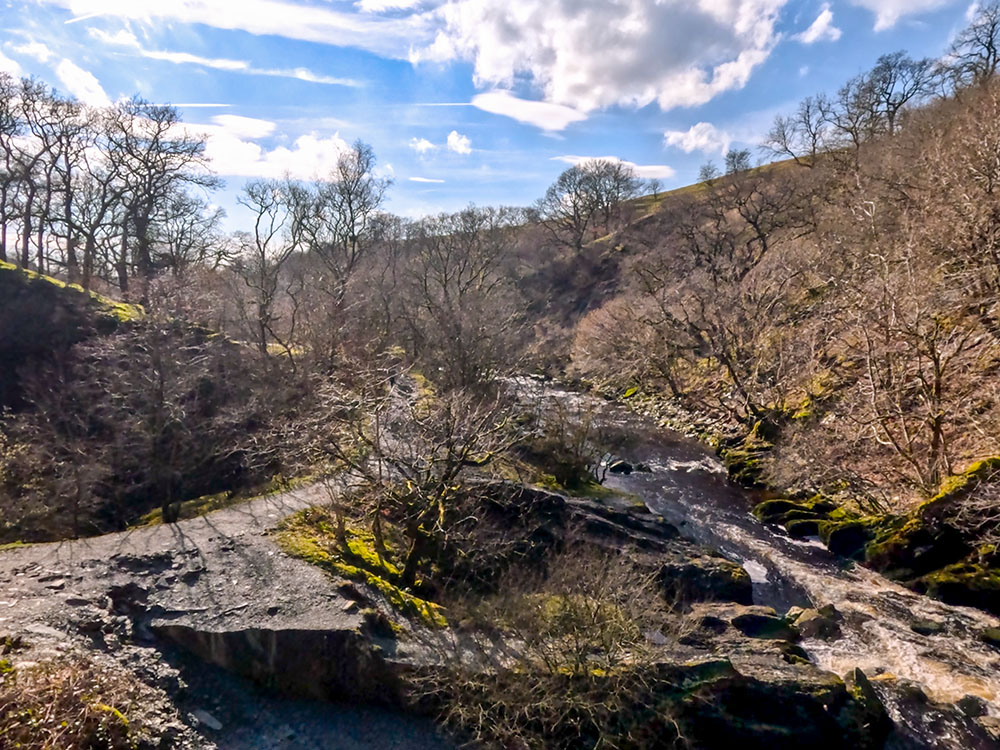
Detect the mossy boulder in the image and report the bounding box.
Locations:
[0,261,142,408]
[818,520,879,561]
[912,562,1000,614]
[753,498,838,525]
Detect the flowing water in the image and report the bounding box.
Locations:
[524,380,1000,749]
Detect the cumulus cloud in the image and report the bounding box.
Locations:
[184,117,350,179]
[0,50,23,76]
[471,90,586,131]
[664,122,731,155]
[89,28,359,86]
[409,136,437,153]
[49,0,792,125]
[418,0,785,113]
[849,0,953,31]
[446,129,471,154]
[55,59,110,106]
[552,155,675,180]
[12,41,54,62]
[796,4,842,43]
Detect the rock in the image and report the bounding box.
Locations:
[794,608,842,640]
[608,460,633,475]
[658,555,754,607]
[191,709,223,731]
[957,694,988,718]
[732,609,799,640]
[820,521,876,560]
[360,608,396,639]
[909,619,946,636]
[980,626,1000,648]
[784,606,806,622]
[785,519,821,538]
[843,668,893,741]
[634,463,653,473]
[685,603,799,642]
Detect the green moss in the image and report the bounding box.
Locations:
[275,510,447,628]
[622,386,639,399]
[915,562,1000,615]
[752,497,838,525]
[134,474,314,526]
[0,540,30,552]
[980,627,1000,647]
[0,260,143,323]
[919,456,1000,517]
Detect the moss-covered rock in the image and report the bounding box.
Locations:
[912,562,1000,614]
[818,520,879,561]
[753,497,838,525]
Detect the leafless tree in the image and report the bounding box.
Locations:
[536,160,640,251]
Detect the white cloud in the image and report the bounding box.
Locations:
[418,0,785,113]
[12,41,54,63]
[409,136,437,153]
[553,155,675,180]
[471,90,586,131]
[211,114,276,139]
[356,0,421,11]
[664,122,731,155]
[51,0,788,120]
[796,4,842,43]
[446,129,471,154]
[54,59,110,106]
[849,0,953,31]
[410,176,445,183]
[89,28,359,86]
[185,117,350,179]
[49,0,427,58]
[0,50,23,76]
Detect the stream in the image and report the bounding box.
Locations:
[526,379,1000,749]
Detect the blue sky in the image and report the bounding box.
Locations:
[0,0,984,225]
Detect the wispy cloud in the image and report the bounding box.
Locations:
[471,91,586,132]
[49,0,428,58]
[409,176,445,183]
[89,28,360,86]
[795,3,842,43]
[552,155,675,180]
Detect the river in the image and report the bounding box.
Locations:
[526,380,1000,749]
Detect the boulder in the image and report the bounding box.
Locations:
[793,608,842,640]
[608,460,633,475]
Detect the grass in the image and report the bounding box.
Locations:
[0,657,151,749]
[133,474,314,526]
[275,508,448,628]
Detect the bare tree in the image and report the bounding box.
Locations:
[536,160,641,251]
[947,1,1000,89]
[232,179,303,358]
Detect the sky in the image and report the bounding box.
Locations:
[0,0,986,226]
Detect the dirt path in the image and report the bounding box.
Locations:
[0,483,452,750]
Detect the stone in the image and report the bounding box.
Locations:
[794,608,842,640]
[608,460,633,475]
[980,627,1000,647]
[191,709,223,731]
[909,619,946,636]
[957,694,988,718]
